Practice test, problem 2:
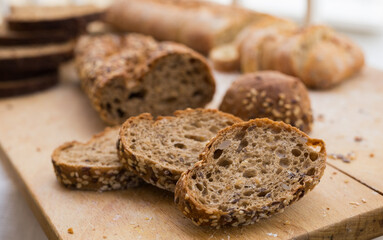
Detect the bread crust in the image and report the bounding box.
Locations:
[0,70,58,97]
[0,25,73,46]
[240,25,364,89]
[219,71,313,132]
[6,5,104,34]
[0,41,74,72]
[105,0,265,54]
[118,108,242,192]
[52,127,141,191]
[175,118,326,227]
[75,34,216,125]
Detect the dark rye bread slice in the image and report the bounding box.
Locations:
[118,109,242,192]
[6,5,104,34]
[76,34,216,125]
[52,127,141,191]
[0,70,58,97]
[0,24,73,46]
[0,41,74,72]
[175,118,326,227]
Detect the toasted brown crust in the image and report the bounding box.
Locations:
[175,118,326,227]
[76,34,216,125]
[219,71,313,132]
[6,5,104,34]
[118,108,242,192]
[0,70,58,97]
[52,127,142,191]
[0,41,74,72]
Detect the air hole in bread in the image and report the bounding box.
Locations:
[257,189,270,197]
[243,169,257,178]
[309,152,318,161]
[195,183,203,191]
[243,190,255,196]
[184,134,205,142]
[307,168,316,176]
[279,158,290,168]
[209,126,220,134]
[276,168,282,174]
[128,89,146,99]
[292,149,301,157]
[213,149,223,159]
[117,108,125,118]
[192,90,203,97]
[174,143,186,149]
[164,97,177,103]
[217,158,232,167]
[236,139,248,152]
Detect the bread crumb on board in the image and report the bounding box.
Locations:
[369,153,375,158]
[328,152,356,163]
[67,228,74,234]
[354,136,363,142]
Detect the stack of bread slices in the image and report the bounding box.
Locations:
[0,5,104,97]
[52,108,326,228]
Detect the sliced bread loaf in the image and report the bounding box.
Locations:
[75,34,216,125]
[52,127,141,191]
[0,41,74,72]
[0,70,58,97]
[118,109,242,192]
[175,118,326,227]
[6,5,104,33]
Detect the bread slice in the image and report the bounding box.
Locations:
[118,109,242,192]
[209,44,240,72]
[0,70,58,97]
[175,118,326,227]
[0,24,72,46]
[52,127,141,191]
[6,5,104,33]
[0,41,74,72]
[76,34,216,125]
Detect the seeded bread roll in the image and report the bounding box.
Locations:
[175,118,326,227]
[6,5,104,34]
[52,127,141,191]
[219,71,313,133]
[75,34,216,125]
[118,109,242,192]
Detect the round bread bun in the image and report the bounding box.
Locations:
[219,71,313,132]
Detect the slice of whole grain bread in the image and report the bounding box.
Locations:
[118,108,242,192]
[52,127,141,191]
[175,118,326,227]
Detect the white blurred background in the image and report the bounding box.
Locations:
[0,0,383,239]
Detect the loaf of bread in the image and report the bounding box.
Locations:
[220,71,313,133]
[118,109,241,192]
[52,127,141,191]
[211,23,364,89]
[105,0,270,54]
[175,118,326,227]
[75,33,216,125]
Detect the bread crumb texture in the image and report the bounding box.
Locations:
[175,118,326,227]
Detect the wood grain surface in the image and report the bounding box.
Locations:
[0,64,382,240]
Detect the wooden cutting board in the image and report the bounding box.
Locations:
[0,65,383,240]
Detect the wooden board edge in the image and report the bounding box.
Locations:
[0,143,60,240]
[294,206,383,240]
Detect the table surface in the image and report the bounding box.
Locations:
[1,26,383,240]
